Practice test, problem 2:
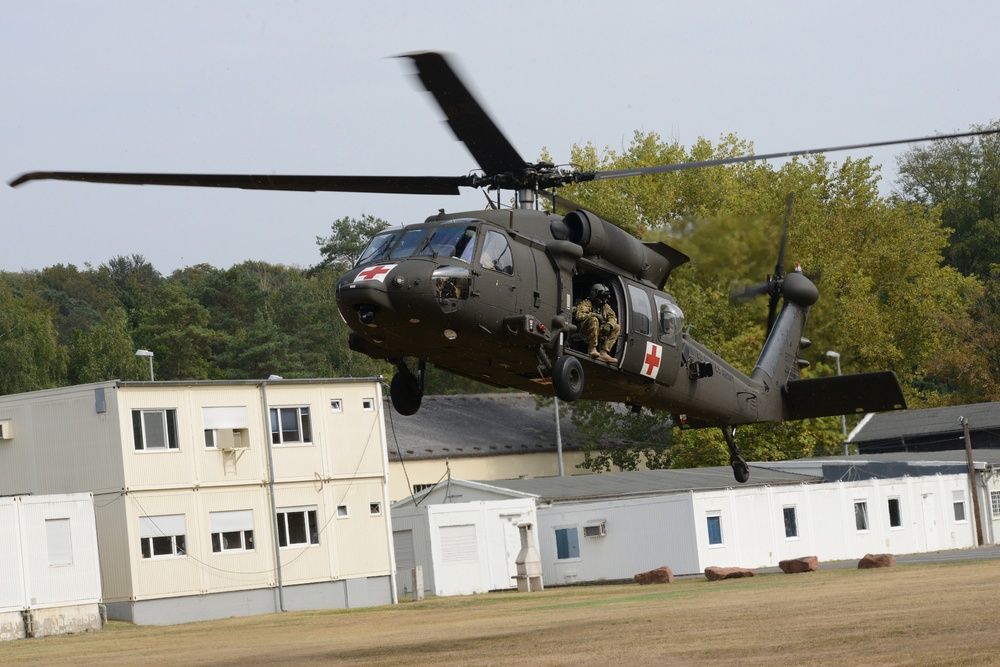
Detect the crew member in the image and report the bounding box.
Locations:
[574,283,620,363]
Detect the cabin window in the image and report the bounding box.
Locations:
[627,285,651,335]
[555,527,580,560]
[209,510,255,553]
[654,295,684,346]
[357,230,401,266]
[276,507,320,547]
[140,514,187,559]
[783,506,798,538]
[953,491,967,522]
[269,406,312,445]
[888,497,903,528]
[479,230,514,275]
[132,409,179,451]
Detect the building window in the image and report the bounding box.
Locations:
[132,409,178,451]
[555,527,580,560]
[413,483,436,494]
[140,514,187,558]
[706,514,723,546]
[331,399,343,412]
[276,507,319,548]
[269,407,312,445]
[888,497,902,528]
[370,502,382,516]
[45,518,73,567]
[210,510,255,553]
[783,506,798,538]
[991,491,1000,519]
[953,491,967,522]
[336,504,349,518]
[854,501,869,531]
[362,398,375,412]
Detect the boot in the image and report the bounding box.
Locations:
[599,350,618,363]
[589,347,601,359]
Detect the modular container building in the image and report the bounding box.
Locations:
[0,379,395,625]
[0,493,102,641]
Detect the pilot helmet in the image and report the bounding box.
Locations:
[590,283,610,304]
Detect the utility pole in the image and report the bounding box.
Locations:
[825,351,848,455]
[960,416,983,546]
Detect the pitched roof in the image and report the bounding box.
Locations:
[478,465,820,503]
[848,401,1000,445]
[384,393,583,461]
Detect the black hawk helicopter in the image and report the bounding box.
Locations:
[13,52,1000,482]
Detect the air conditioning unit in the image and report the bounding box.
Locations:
[583,522,606,538]
[0,420,12,440]
[219,429,249,451]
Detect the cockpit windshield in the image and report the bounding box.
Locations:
[356,224,478,266]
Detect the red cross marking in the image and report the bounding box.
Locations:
[357,265,392,281]
[642,343,662,378]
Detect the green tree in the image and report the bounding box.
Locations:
[313,215,392,275]
[137,282,223,380]
[68,307,146,383]
[0,282,66,394]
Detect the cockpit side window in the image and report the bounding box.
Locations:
[356,231,401,266]
[479,230,514,275]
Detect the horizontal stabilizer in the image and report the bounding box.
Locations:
[783,371,907,421]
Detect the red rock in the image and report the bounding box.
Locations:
[704,566,755,581]
[858,553,895,569]
[634,566,674,585]
[778,556,819,574]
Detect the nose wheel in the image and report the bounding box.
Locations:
[722,426,750,483]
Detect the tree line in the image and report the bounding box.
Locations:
[2,124,997,470]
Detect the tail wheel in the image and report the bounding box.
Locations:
[552,355,584,402]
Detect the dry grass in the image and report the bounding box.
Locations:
[4,560,1000,666]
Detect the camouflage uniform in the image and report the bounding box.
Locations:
[574,298,621,355]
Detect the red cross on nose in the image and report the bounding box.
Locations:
[357,265,392,281]
[643,343,662,378]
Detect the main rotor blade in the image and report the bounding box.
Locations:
[584,128,1000,182]
[9,171,469,195]
[401,51,527,177]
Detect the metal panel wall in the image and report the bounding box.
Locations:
[0,498,25,612]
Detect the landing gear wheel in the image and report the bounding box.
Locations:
[732,459,750,484]
[721,426,750,484]
[552,355,584,402]
[390,370,422,416]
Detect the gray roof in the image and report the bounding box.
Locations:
[385,393,583,461]
[805,449,1000,467]
[849,401,1000,444]
[477,465,821,503]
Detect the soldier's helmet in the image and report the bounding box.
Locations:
[590,283,610,304]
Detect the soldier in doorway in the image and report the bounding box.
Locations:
[574,283,620,363]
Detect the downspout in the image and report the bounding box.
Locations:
[375,385,398,604]
[261,380,285,612]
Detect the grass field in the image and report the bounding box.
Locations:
[3,560,1000,666]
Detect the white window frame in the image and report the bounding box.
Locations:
[276,506,320,548]
[953,490,968,523]
[706,512,724,547]
[362,398,375,412]
[269,406,313,446]
[782,505,798,539]
[369,502,382,516]
[140,514,187,559]
[336,504,349,518]
[887,496,903,529]
[854,500,870,532]
[203,407,250,450]
[210,510,255,553]
[45,518,74,567]
[554,526,581,561]
[132,408,179,451]
[991,490,1000,519]
[330,399,343,413]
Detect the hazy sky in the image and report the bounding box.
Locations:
[4,2,998,274]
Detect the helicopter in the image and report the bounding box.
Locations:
[12,52,1000,483]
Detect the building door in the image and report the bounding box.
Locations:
[393,530,416,599]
